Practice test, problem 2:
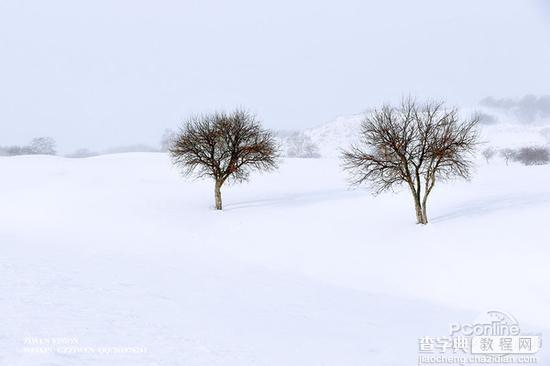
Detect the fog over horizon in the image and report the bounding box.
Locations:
[1,0,550,153]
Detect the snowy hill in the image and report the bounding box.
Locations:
[1,153,549,365]
[301,114,364,158]
[480,123,550,149]
[279,108,550,158]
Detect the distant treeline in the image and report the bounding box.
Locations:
[483,146,550,166]
[0,137,161,158]
[0,137,56,156]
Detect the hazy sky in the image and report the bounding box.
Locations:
[1,0,549,152]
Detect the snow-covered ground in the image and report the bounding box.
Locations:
[1,153,549,365]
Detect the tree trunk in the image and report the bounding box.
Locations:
[214,180,223,210]
[420,177,435,225]
[413,196,426,224]
[408,181,427,225]
[421,199,428,225]
[413,173,428,225]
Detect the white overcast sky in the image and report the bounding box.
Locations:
[0,0,549,152]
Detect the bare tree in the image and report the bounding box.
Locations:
[482,147,496,164]
[303,140,321,158]
[29,137,56,155]
[342,99,480,224]
[499,148,516,165]
[170,109,279,210]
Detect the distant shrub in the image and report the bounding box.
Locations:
[286,132,321,158]
[513,146,550,166]
[4,145,34,156]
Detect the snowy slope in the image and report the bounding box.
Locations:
[295,109,550,158]
[302,114,364,158]
[0,153,549,365]
[480,123,550,148]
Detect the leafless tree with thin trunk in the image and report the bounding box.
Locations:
[286,132,321,158]
[342,98,480,224]
[482,147,496,164]
[500,148,516,165]
[170,109,279,210]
